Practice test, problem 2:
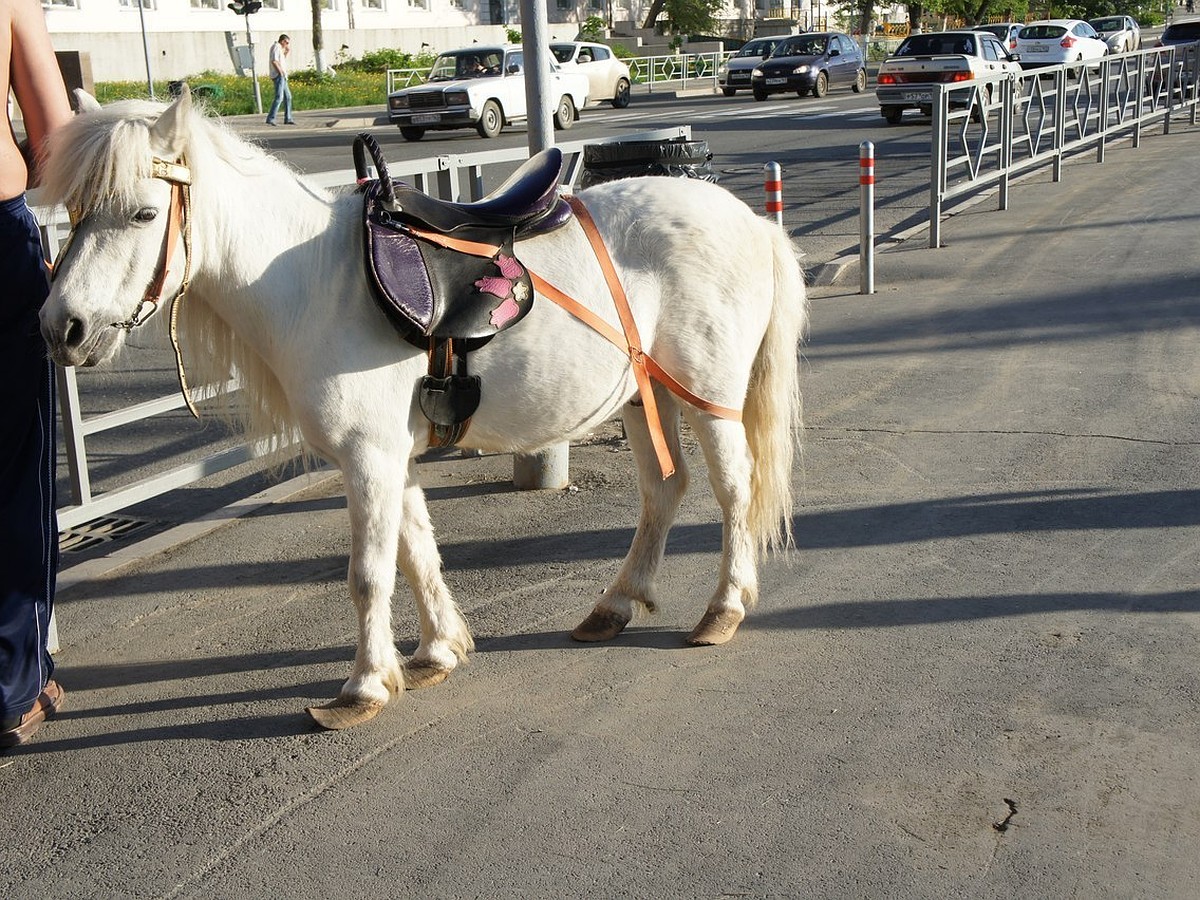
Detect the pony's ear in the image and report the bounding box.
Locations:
[74,90,102,113]
[149,84,192,158]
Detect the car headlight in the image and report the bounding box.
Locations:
[792,65,810,75]
[389,95,409,110]
[445,90,469,106]
[751,67,764,79]
[718,64,728,77]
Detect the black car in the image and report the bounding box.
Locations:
[751,31,867,100]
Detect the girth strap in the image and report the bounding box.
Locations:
[406,199,742,480]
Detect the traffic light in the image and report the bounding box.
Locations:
[227,0,262,14]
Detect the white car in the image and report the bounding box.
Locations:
[717,35,787,96]
[978,22,1023,52]
[550,41,632,108]
[1014,20,1109,70]
[1089,15,1141,54]
[387,45,590,140]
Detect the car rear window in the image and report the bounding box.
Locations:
[1090,18,1123,31]
[895,34,976,55]
[1164,22,1200,40]
[1019,25,1068,40]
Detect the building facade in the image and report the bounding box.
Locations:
[41,0,845,82]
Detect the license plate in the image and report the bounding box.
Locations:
[411,113,441,124]
[766,77,787,85]
[1029,44,1048,52]
[902,91,932,102]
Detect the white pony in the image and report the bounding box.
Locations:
[39,88,807,729]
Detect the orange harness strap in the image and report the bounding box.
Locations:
[406,197,742,480]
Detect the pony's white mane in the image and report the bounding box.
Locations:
[44,97,323,462]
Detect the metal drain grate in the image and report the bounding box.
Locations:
[59,515,152,553]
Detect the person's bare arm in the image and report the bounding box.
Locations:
[8,0,71,183]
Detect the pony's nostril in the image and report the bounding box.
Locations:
[65,317,85,348]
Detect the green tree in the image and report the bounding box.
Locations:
[641,0,726,35]
[915,0,1030,27]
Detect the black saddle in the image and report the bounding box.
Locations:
[353,133,572,443]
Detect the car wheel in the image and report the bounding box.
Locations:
[553,94,576,130]
[812,71,829,98]
[752,86,768,101]
[882,105,903,125]
[476,100,503,139]
[852,68,867,93]
[399,126,425,142]
[722,86,736,97]
[612,78,632,108]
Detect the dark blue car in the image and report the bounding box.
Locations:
[751,31,867,100]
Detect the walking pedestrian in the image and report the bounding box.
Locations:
[0,0,72,750]
[265,33,295,126]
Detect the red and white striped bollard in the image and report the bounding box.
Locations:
[763,162,783,228]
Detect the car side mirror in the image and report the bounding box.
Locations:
[1009,53,1021,62]
[829,48,841,57]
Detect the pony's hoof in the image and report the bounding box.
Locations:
[306,697,386,730]
[686,608,745,646]
[404,660,453,690]
[571,608,630,642]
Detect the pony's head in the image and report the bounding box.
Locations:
[39,87,197,367]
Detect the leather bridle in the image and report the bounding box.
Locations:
[54,155,199,415]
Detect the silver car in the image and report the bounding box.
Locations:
[1089,15,1141,54]
[718,36,786,96]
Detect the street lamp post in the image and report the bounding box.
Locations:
[228,1,264,115]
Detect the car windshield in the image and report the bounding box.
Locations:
[428,50,504,81]
[1090,18,1124,32]
[1164,22,1200,39]
[979,25,1010,38]
[735,40,776,58]
[776,36,829,56]
[895,34,976,55]
[1019,25,1068,40]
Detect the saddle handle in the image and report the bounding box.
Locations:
[353,133,397,209]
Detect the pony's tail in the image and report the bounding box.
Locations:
[743,223,807,558]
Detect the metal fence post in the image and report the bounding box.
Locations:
[929,85,946,249]
[859,141,875,294]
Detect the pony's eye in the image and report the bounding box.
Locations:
[134,207,158,224]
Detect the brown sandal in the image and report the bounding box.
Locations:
[0,680,65,748]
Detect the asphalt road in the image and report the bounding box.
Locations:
[253,87,934,268]
[9,119,1200,899]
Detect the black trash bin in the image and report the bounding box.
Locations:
[580,137,717,189]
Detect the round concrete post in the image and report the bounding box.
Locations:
[513,445,570,490]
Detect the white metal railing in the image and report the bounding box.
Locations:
[36,125,692,531]
[386,52,732,96]
[928,43,1200,248]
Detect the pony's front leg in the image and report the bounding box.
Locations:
[573,395,688,642]
[307,454,407,730]
[397,466,474,689]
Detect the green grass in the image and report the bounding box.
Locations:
[94,69,389,117]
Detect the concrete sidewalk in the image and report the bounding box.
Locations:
[4,123,1200,898]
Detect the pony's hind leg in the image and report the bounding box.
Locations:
[684,413,757,646]
[307,453,407,730]
[572,394,688,642]
[396,466,474,689]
